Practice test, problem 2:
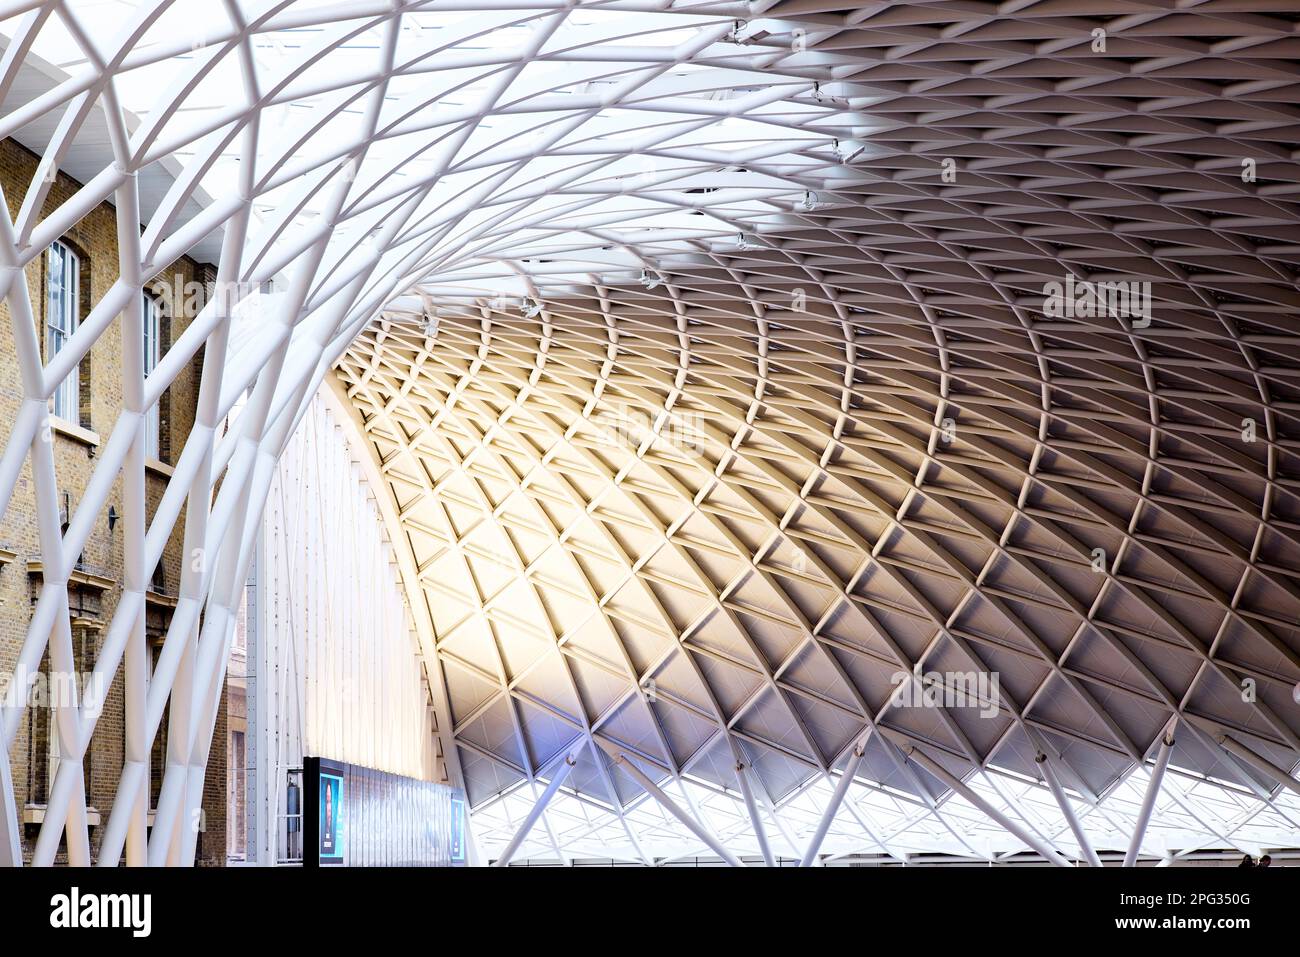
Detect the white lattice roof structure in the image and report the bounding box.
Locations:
[1,0,1299,866]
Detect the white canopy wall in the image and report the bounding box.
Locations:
[245,390,440,863]
[261,392,437,785]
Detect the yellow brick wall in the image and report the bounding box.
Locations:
[0,136,226,865]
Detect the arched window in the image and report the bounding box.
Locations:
[46,240,81,422]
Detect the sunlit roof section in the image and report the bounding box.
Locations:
[12,0,863,307]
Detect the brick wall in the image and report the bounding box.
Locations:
[0,136,226,865]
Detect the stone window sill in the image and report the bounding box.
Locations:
[22,804,103,825]
[49,416,101,449]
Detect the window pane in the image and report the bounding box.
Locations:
[143,294,161,460]
[47,242,80,422]
[143,294,159,373]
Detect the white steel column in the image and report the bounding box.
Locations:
[735,761,775,867]
[1124,725,1176,868]
[0,746,18,866]
[493,752,579,867]
[903,744,1073,867]
[1036,753,1102,867]
[611,752,744,867]
[800,736,868,867]
[1217,734,1300,799]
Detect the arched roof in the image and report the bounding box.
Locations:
[2,0,1298,865]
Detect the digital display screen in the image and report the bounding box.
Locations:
[306,756,466,867]
[450,796,465,863]
[319,771,345,864]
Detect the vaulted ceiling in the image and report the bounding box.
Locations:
[8,0,1299,868]
[332,0,1300,863]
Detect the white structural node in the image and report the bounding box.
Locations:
[0,0,1299,867]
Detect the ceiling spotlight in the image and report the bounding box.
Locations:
[809,82,847,107]
[736,232,759,251]
[799,190,820,211]
[521,298,543,318]
[639,268,661,290]
[832,138,865,164]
